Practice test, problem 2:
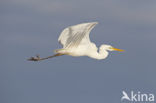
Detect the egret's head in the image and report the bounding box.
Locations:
[100,45,124,52]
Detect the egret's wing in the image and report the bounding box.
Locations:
[58,22,98,49]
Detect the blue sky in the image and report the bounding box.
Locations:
[1,0,156,103]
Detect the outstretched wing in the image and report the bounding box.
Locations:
[58,22,98,49]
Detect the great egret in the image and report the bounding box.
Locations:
[28,22,124,61]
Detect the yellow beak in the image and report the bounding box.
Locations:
[112,47,124,52]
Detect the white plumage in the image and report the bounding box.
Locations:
[58,22,97,49]
[55,22,124,60]
[28,22,124,61]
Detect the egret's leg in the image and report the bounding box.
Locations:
[27,53,64,61]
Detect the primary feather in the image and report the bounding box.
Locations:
[58,22,98,49]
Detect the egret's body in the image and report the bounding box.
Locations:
[28,22,124,61]
[55,43,108,60]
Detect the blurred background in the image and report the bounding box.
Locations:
[1,0,156,103]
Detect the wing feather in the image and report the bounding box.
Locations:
[58,22,98,48]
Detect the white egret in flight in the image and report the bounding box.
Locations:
[28,22,124,61]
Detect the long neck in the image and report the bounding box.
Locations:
[89,47,109,60]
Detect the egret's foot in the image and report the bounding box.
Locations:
[27,55,41,61]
